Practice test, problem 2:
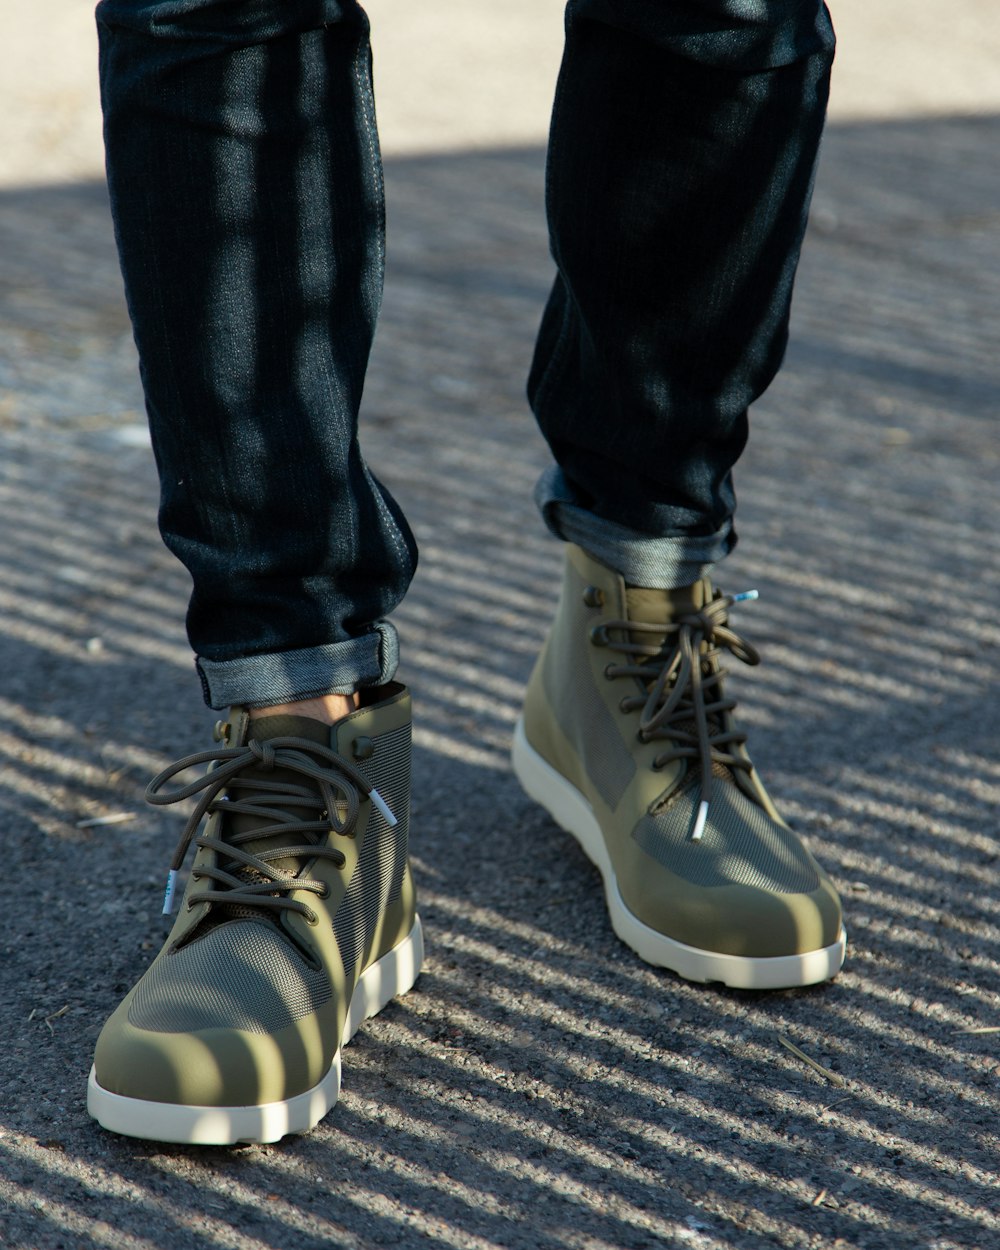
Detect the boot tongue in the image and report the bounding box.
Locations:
[246,714,332,748]
[624,578,732,791]
[625,577,712,627]
[224,714,334,876]
[624,577,714,730]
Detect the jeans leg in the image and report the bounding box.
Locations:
[530,0,836,587]
[96,0,417,707]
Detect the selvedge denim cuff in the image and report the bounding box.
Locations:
[195,621,399,710]
[536,466,735,590]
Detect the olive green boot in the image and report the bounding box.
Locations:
[88,683,422,1144]
[513,545,845,989]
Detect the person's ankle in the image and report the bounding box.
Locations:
[248,692,359,725]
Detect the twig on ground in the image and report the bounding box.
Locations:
[777,1035,845,1087]
[44,1005,70,1034]
[76,812,134,829]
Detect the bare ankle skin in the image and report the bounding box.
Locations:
[248,692,360,725]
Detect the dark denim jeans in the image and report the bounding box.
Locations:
[95,0,834,708]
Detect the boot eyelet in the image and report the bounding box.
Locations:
[603,664,616,680]
[318,883,331,900]
[352,736,374,761]
[305,909,319,926]
[589,624,609,647]
[618,698,631,713]
[582,585,604,608]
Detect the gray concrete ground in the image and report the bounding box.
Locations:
[1,4,999,1249]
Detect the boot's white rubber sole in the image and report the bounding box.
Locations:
[87,916,424,1145]
[512,720,845,990]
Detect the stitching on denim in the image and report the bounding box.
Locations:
[533,288,576,421]
[351,37,411,578]
[533,32,578,423]
[364,461,410,571]
[353,42,384,273]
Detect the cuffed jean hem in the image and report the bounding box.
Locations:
[536,466,735,589]
[195,621,400,710]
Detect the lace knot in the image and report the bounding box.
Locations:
[248,740,276,769]
[681,607,718,642]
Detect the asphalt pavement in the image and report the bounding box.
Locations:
[1,4,998,1249]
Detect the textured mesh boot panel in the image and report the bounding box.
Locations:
[542,565,636,809]
[333,722,411,981]
[128,921,333,1034]
[632,780,820,893]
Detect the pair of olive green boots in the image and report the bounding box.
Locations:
[88,545,845,1144]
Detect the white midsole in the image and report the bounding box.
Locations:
[511,719,846,990]
[87,915,424,1145]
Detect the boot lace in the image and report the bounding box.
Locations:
[146,737,395,922]
[598,590,761,841]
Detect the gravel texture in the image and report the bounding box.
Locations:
[1,5,998,1249]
